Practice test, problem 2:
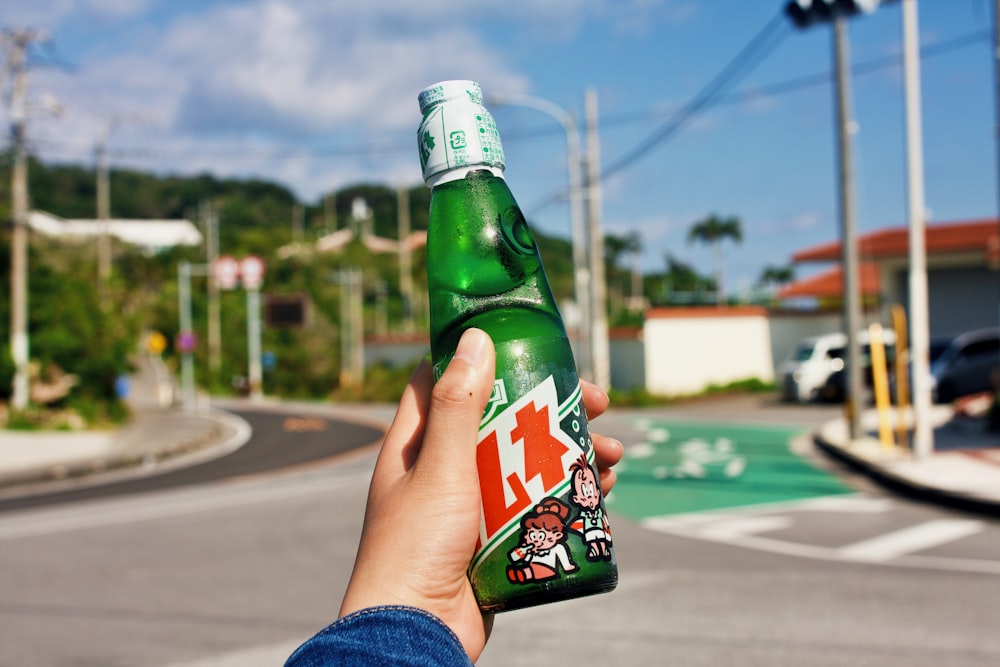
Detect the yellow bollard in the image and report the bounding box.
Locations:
[869,323,895,452]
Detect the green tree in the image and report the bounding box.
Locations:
[686,214,743,304]
[756,264,795,290]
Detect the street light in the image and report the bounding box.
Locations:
[487,92,593,381]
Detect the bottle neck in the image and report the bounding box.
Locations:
[426,165,505,189]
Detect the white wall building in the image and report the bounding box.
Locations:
[28,210,202,252]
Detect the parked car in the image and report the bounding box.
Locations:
[930,327,1000,403]
[887,336,953,402]
[780,330,895,403]
[816,339,899,404]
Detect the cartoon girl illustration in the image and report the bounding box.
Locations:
[569,455,613,562]
[507,497,578,584]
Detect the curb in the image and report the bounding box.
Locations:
[0,409,252,494]
[813,433,1000,519]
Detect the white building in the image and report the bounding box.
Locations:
[28,210,202,252]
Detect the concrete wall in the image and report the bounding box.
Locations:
[364,335,428,369]
[364,329,647,390]
[767,310,843,375]
[609,328,645,390]
[362,310,884,396]
[643,306,775,396]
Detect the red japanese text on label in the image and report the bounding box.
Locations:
[476,376,585,546]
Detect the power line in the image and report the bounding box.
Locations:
[9,28,989,176]
[525,25,989,215]
[601,12,791,181]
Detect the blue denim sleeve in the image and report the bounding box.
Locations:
[284,605,475,667]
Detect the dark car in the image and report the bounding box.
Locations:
[817,342,895,404]
[930,328,1000,403]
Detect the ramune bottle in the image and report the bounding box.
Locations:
[417,80,617,612]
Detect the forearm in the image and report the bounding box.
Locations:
[285,605,474,667]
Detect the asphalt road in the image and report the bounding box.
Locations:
[0,406,385,513]
[1,396,998,666]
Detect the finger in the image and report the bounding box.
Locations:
[599,466,618,494]
[371,359,433,484]
[593,432,624,470]
[581,380,610,421]
[412,328,496,484]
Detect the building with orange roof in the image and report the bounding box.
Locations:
[778,218,1000,338]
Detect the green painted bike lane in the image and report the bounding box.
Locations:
[606,418,854,520]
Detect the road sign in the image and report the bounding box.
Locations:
[147,330,167,355]
[239,255,266,290]
[212,255,241,290]
[176,330,198,354]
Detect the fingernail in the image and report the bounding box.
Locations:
[454,328,489,367]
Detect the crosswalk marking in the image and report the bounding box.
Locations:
[697,515,793,540]
[836,519,985,563]
[641,502,1000,575]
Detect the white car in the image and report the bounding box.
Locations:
[780,330,896,403]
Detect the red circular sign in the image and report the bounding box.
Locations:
[240,255,266,289]
[212,255,241,290]
[175,330,198,354]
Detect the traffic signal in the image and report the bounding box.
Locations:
[785,0,882,29]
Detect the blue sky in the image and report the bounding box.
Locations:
[1,0,995,294]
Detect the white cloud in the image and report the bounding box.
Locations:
[3,0,692,200]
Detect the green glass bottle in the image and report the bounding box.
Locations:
[417,80,617,613]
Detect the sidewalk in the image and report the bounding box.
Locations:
[0,355,250,495]
[814,397,1000,517]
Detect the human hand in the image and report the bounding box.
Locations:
[339,328,622,662]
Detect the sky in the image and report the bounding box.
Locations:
[1,0,996,296]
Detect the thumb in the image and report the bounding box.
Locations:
[413,328,495,482]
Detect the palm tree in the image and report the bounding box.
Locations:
[756,264,796,290]
[604,231,643,299]
[686,214,743,304]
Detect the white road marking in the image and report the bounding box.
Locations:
[836,519,985,563]
[697,515,793,540]
[642,498,1000,575]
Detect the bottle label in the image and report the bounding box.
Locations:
[417,96,505,183]
[470,374,615,608]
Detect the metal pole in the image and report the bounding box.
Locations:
[352,269,364,384]
[397,186,415,334]
[585,88,611,390]
[204,203,221,375]
[96,122,112,285]
[566,110,592,382]
[178,260,196,412]
[833,18,864,439]
[902,0,934,458]
[7,31,31,411]
[246,286,263,400]
[486,93,592,382]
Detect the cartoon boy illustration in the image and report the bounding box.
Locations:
[569,455,613,562]
[507,497,578,584]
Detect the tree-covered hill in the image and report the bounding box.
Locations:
[1,157,596,421]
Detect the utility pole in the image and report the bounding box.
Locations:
[585,88,611,390]
[4,29,44,411]
[94,113,145,289]
[901,0,933,458]
[203,202,221,375]
[833,17,865,439]
[96,120,112,285]
[333,269,364,387]
[324,193,337,233]
[397,185,415,334]
[292,204,304,242]
[486,92,591,381]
